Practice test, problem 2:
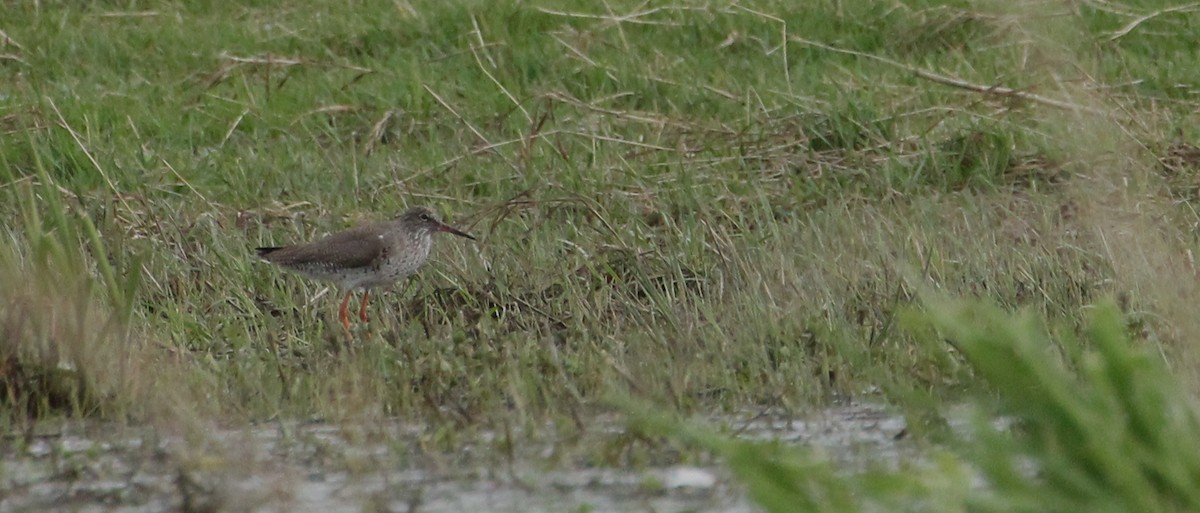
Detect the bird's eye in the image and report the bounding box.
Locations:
[419,213,430,221]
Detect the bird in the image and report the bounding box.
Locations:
[256,206,475,332]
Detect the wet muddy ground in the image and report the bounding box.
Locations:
[1,403,912,512]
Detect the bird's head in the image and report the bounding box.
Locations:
[398,207,475,240]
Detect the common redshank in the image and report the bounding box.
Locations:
[256,206,475,331]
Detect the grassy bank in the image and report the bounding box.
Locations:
[1,0,1198,439]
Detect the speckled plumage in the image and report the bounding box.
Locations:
[256,206,475,331]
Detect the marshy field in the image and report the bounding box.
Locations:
[3,1,1200,511]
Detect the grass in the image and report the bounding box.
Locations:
[636,298,1200,513]
[2,0,1200,507]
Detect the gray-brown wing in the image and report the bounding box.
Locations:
[261,223,387,271]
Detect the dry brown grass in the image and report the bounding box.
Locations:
[992,5,1200,388]
[0,239,204,427]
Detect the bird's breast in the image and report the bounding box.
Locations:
[377,236,432,281]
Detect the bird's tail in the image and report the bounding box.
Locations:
[255,247,282,259]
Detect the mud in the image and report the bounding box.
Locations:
[0,402,911,513]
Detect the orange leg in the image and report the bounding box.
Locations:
[338,291,352,332]
[358,290,370,323]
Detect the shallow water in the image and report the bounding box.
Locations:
[0,402,912,513]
